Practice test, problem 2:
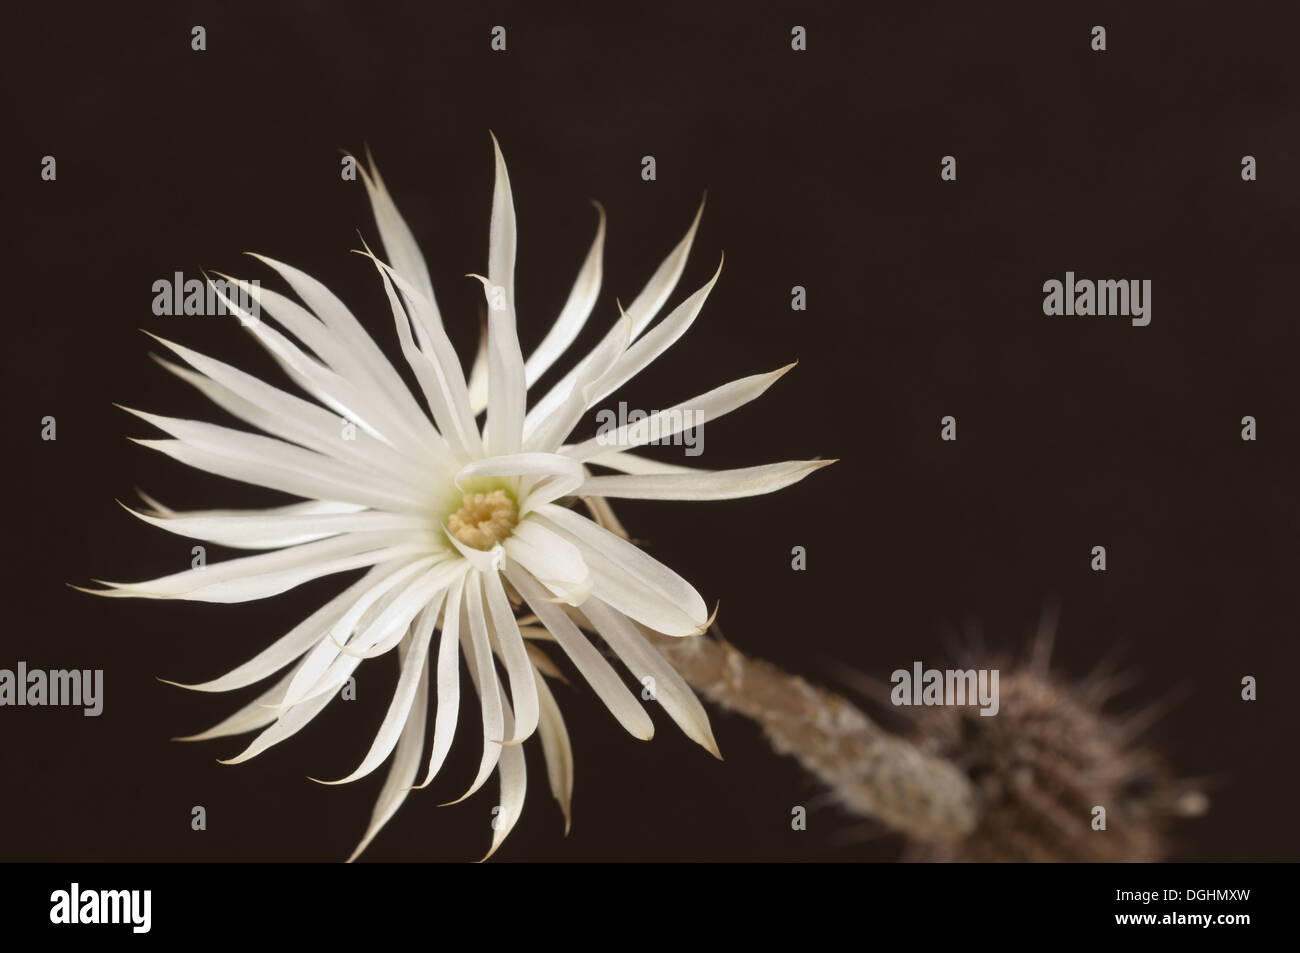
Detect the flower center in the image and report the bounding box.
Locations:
[448,489,518,550]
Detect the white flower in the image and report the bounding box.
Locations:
[90,136,833,860]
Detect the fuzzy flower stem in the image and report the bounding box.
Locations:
[648,632,980,843]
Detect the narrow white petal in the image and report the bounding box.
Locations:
[247,254,443,454]
[164,564,392,692]
[277,630,366,712]
[131,435,427,517]
[585,256,723,409]
[151,353,420,486]
[345,559,469,660]
[95,531,426,603]
[483,695,527,861]
[316,598,441,785]
[285,557,462,708]
[578,459,836,501]
[121,503,425,550]
[482,569,540,744]
[483,134,526,456]
[219,679,342,765]
[620,196,706,340]
[348,637,429,862]
[534,503,706,635]
[524,314,632,455]
[358,151,439,312]
[508,565,653,740]
[564,364,795,463]
[487,134,518,326]
[532,664,574,832]
[522,199,704,432]
[208,274,427,455]
[133,495,361,521]
[276,557,439,708]
[502,519,592,606]
[244,281,398,411]
[451,571,505,802]
[173,657,308,741]
[328,250,457,465]
[583,449,698,476]
[417,574,464,788]
[362,250,481,463]
[582,562,702,637]
[233,311,395,445]
[466,321,490,417]
[522,202,605,388]
[124,407,428,511]
[146,333,427,482]
[581,597,720,757]
[367,255,482,457]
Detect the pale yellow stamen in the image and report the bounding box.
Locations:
[449,490,518,550]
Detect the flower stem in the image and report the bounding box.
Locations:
[648,632,979,844]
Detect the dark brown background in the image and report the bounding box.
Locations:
[5,1,1298,861]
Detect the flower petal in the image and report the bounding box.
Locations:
[343,558,469,661]
[361,250,482,463]
[121,502,424,550]
[508,565,653,741]
[208,274,429,456]
[503,518,592,606]
[533,503,706,636]
[619,196,706,339]
[132,437,428,517]
[231,309,395,445]
[218,679,344,765]
[162,563,395,692]
[315,597,441,785]
[564,364,795,463]
[482,569,540,744]
[583,449,698,476]
[357,149,439,312]
[93,532,426,603]
[531,662,574,832]
[133,494,360,520]
[524,313,632,455]
[580,597,720,758]
[123,407,429,512]
[173,656,308,741]
[483,694,527,861]
[247,254,442,454]
[522,198,704,431]
[521,202,605,388]
[584,255,723,410]
[417,573,464,788]
[578,459,836,501]
[448,571,505,803]
[276,557,440,708]
[483,133,527,457]
[347,636,430,862]
[146,333,426,481]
